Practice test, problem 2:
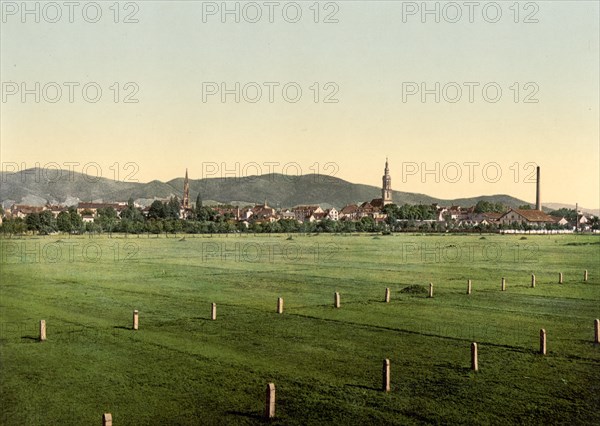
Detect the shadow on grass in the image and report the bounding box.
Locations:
[21,336,39,342]
[345,383,380,392]
[113,326,133,330]
[225,410,264,421]
[433,362,473,374]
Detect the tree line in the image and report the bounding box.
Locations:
[0,198,594,237]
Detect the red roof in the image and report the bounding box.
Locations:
[501,209,554,223]
[340,205,359,214]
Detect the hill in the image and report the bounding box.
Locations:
[1,168,531,209]
[544,203,599,217]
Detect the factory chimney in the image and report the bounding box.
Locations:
[535,166,541,211]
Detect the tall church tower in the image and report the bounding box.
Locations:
[182,168,190,210]
[382,158,392,205]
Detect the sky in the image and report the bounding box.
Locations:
[1,1,599,208]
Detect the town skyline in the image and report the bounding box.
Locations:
[4,157,596,234]
[1,161,598,212]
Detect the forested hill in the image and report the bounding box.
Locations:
[1,168,530,209]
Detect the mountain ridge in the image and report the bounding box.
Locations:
[0,167,587,213]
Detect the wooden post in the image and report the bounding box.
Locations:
[501,277,506,291]
[211,303,217,320]
[384,288,390,303]
[584,270,588,282]
[277,297,283,314]
[264,383,276,419]
[102,413,112,426]
[382,359,390,392]
[133,310,139,330]
[334,292,340,308]
[467,280,472,295]
[471,342,478,372]
[540,329,547,355]
[558,273,563,284]
[428,283,433,298]
[39,320,46,342]
[594,319,599,344]
[531,274,536,288]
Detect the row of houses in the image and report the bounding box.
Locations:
[3,200,596,231]
[5,202,129,223]
[196,198,389,225]
[199,203,341,224]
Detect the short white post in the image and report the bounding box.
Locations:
[102,413,112,426]
[382,359,390,392]
[265,383,276,419]
[540,329,547,355]
[39,320,46,342]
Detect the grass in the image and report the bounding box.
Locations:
[1,233,599,425]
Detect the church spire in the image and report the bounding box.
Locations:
[182,168,190,210]
[382,158,392,206]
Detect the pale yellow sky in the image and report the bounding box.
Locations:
[1,1,598,207]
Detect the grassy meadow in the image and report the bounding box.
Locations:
[0,233,599,425]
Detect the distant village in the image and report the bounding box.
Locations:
[1,160,598,235]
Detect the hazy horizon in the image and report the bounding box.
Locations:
[2,165,599,212]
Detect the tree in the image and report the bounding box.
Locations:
[383,204,400,225]
[69,207,84,234]
[166,197,181,220]
[549,208,577,223]
[148,200,166,219]
[120,219,133,234]
[1,217,23,237]
[25,212,41,233]
[57,211,72,233]
[196,206,216,222]
[171,219,183,234]
[196,193,203,209]
[96,207,118,234]
[316,219,337,233]
[493,202,505,213]
[120,198,144,222]
[147,219,163,235]
[27,210,58,234]
[39,210,57,234]
[356,216,376,232]
[475,200,505,213]
[475,200,489,213]
[339,220,356,233]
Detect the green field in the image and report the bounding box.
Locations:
[1,233,599,425]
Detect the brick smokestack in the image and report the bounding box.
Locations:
[535,166,541,211]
